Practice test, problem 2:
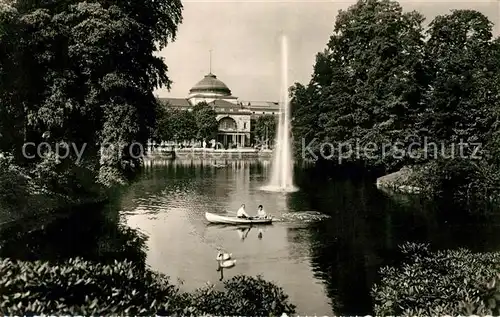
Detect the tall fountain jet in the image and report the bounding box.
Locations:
[261,35,298,193]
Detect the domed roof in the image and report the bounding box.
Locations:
[189,73,231,96]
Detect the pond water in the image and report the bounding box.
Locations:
[2,158,500,315]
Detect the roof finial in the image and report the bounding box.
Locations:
[209,49,212,74]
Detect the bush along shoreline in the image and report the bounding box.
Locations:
[372,242,500,316]
[0,258,296,315]
[0,153,109,226]
[4,242,500,315]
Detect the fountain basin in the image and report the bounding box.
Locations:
[260,185,299,193]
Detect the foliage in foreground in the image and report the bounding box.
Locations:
[0,258,296,315]
[190,275,295,316]
[372,242,500,316]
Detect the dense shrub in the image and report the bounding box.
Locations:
[409,158,500,205]
[0,153,30,209]
[0,152,105,222]
[372,242,500,316]
[0,258,295,315]
[189,275,296,316]
[471,273,500,315]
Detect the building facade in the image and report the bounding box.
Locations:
[160,72,279,148]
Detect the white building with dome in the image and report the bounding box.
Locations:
[160,72,279,149]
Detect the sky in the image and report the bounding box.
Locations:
[155,0,499,102]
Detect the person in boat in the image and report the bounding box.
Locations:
[236,204,252,219]
[256,205,267,218]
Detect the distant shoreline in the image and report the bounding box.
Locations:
[146,147,274,159]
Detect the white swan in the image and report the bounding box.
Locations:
[219,259,236,268]
[216,247,232,261]
[216,252,232,261]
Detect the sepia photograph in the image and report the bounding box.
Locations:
[1,0,500,315]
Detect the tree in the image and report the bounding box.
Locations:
[409,10,500,203]
[290,82,321,159]
[154,102,196,143]
[0,4,25,159]
[332,0,425,168]
[254,114,277,147]
[192,102,218,141]
[169,110,197,142]
[0,0,183,188]
[290,0,500,203]
[292,0,427,169]
[422,10,497,145]
[152,100,172,143]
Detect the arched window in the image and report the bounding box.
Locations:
[219,117,237,130]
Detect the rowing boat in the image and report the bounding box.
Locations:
[205,212,273,225]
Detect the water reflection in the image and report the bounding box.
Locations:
[143,157,272,169]
[125,161,333,314]
[205,224,270,243]
[125,159,500,315]
[236,227,251,240]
